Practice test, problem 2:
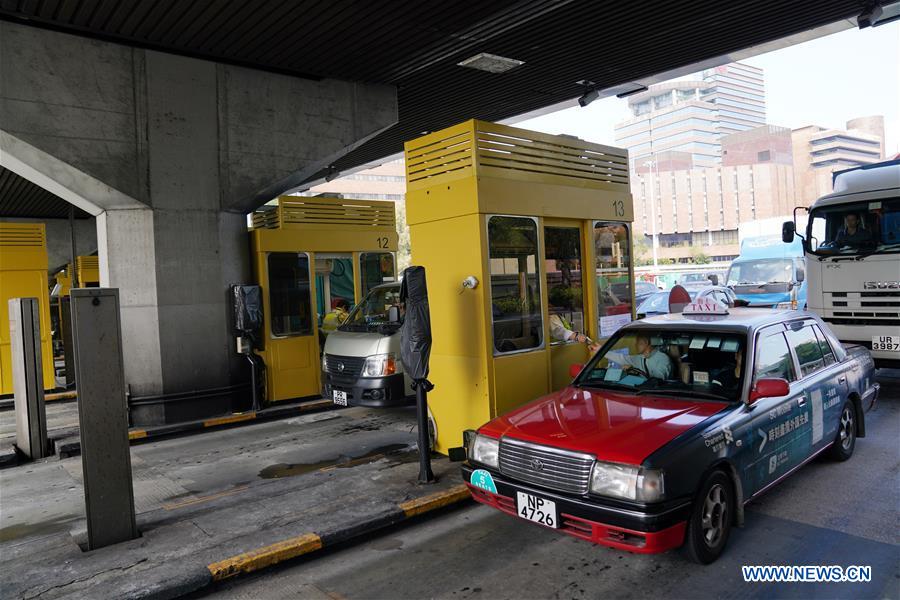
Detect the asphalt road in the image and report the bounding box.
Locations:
[207,370,900,600]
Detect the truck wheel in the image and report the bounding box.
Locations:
[828,401,856,461]
[684,470,733,564]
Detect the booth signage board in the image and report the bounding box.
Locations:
[404,120,635,453]
[70,288,137,549]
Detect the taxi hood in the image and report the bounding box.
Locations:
[479,386,728,465]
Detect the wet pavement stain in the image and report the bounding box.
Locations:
[0,516,79,543]
[258,443,414,479]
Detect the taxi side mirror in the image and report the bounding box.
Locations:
[569,363,584,379]
[749,378,790,404]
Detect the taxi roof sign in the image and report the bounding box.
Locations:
[683,297,729,317]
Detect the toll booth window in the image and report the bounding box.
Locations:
[594,222,632,338]
[488,216,543,354]
[268,253,312,337]
[360,252,396,297]
[544,227,585,345]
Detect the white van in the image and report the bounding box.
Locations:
[321,282,414,407]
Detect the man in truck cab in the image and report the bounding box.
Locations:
[834,212,874,247]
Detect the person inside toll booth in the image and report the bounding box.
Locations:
[619,333,673,380]
[712,348,743,389]
[548,285,587,344]
[321,298,350,335]
[834,212,874,247]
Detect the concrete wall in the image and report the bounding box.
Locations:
[0,216,97,271]
[1,21,398,400]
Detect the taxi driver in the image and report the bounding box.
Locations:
[620,334,674,379]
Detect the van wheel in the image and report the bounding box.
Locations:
[828,401,856,461]
[684,470,733,564]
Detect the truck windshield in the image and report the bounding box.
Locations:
[576,329,746,402]
[339,286,403,333]
[808,197,900,256]
[726,259,794,286]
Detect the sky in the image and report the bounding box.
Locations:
[516,23,900,156]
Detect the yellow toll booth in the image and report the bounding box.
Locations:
[404,120,634,453]
[250,196,398,403]
[0,223,55,394]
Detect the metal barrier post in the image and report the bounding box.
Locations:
[9,297,49,459]
[70,288,138,549]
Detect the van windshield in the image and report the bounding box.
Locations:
[339,285,403,333]
[726,259,795,286]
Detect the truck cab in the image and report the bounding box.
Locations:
[725,235,807,309]
[784,159,900,369]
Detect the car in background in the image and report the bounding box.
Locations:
[637,286,737,319]
[463,304,878,563]
[678,272,719,291]
[633,280,660,306]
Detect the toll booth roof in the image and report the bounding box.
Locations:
[252,196,396,232]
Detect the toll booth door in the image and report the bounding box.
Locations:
[544,224,590,390]
[266,252,320,402]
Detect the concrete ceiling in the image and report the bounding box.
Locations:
[0,0,881,215]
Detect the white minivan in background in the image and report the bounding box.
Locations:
[321,282,414,407]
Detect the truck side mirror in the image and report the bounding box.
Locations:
[388,305,401,323]
[707,274,719,286]
[796,268,805,283]
[782,221,795,244]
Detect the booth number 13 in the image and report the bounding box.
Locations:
[611,199,625,217]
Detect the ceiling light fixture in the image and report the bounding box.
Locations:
[457,53,524,73]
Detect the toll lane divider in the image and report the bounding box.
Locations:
[0,389,77,411]
[207,483,472,582]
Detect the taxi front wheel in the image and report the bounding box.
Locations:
[684,470,734,564]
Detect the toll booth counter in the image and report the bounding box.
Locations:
[404,120,634,453]
[0,223,54,394]
[250,196,398,403]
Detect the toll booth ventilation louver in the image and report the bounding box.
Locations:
[0,223,46,247]
[405,120,630,191]
[252,197,397,230]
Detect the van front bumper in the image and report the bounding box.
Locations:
[322,372,412,408]
[461,463,688,554]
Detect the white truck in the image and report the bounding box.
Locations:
[783,159,900,369]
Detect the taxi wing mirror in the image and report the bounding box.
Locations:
[387,306,401,323]
[569,363,584,379]
[749,378,790,404]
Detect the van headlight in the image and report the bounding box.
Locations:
[361,353,402,377]
[468,433,500,468]
[590,461,664,502]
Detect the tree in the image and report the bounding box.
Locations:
[689,245,712,265]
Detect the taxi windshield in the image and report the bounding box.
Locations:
[577,329,746,402]
[339,285,403,333]
[808,197,900,256]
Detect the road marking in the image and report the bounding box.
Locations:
[163,485,250,511]
[399,484,471,518]
[207,532,323,580]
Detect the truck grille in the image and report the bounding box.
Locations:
[499,438,595,495]
[324,354,365,382]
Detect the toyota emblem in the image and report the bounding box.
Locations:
[530,458,544,471]
[337,362,345,372]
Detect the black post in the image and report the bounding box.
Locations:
[399,266,435,484]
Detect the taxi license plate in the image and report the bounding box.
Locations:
[333,390,348,406]
[516,492,558,528]
[872,335,900,352]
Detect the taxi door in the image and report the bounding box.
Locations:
[740,326,804,497]
[543,222,590,390]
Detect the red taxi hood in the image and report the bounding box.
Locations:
[480,386,727,465]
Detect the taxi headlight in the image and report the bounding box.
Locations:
[590,461,664,502]
[361,353,402,377]
[469,433,500,468]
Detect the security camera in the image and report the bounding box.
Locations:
[578,89,600,108]
[858,4,882,27]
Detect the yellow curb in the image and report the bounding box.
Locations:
[163,485,249,511]
[128,429,148,440]
[208,532,323,581]
[398,483,471,518]
[203,412,257,427]
[300,399,334,412]
[45,390,77,401]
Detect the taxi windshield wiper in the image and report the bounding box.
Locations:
[577,380,638,393]
[636,387,732,402]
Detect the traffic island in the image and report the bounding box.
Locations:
[0,406,472,599]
